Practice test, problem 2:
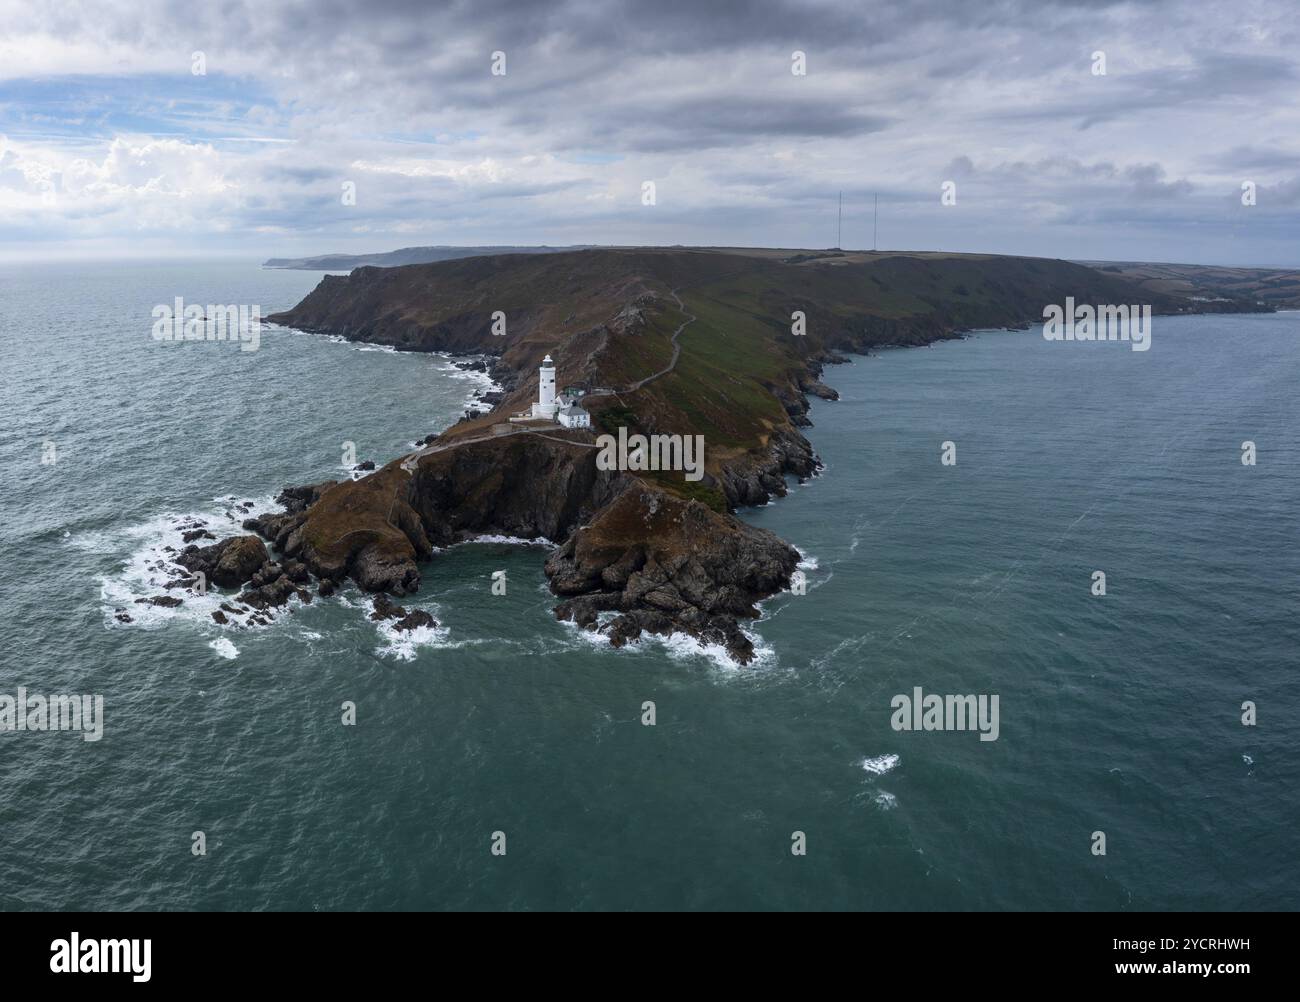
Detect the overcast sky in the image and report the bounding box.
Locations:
[1,0,1296,265]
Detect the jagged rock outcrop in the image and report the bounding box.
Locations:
[237,558,314,610]
[369,594,437,632]
[136,595,183,608]
[546,485,800,664]
[175,535,269,588]
[715,426,820,509]
[288,468,432,595]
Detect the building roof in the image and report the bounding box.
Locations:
[559,404,587,416]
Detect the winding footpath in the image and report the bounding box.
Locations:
[614,288,695,393]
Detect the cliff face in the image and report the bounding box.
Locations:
[267,251,665,361]
[241,433,624,594]
[230,430,797,661]
[205,247,1273,661]
[405,432,627,546]
[240,474,427,594]
[265,267,503,354]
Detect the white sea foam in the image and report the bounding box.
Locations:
[860,753,900,776]
[655,629,778,672]
[795,547,819,571]
[873,791,898,811]
[444,365,491,382]
[558,614,617,645]
[209,638,239,659]
[753,545,827,619]
[373,613,451,661]
[457,533,556,547]
[94,494,293,631]
[559,615,778,672]
[438,355,503,411]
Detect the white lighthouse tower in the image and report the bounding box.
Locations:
[531,354,557,419]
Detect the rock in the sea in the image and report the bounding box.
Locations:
[369,594,404,621]
[242,509,309,556]
[365,595,434,630]
[250,562,282,587]
[135,595,183,607]
[213,536,269,587]
[282,559,311,584]
[276,481,337,514]
[237,574,298,610]
[352,542,423,595]
[393,609,435,632]
[176,535,269,589]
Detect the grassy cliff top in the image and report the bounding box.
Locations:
[268,245,1265,484]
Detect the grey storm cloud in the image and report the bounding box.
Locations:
[1210,145,1300,172]
[15,0,1296,149]
[598,99,893,152]
[44,0,1201,135]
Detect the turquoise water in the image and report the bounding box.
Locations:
[1,261,1296,910]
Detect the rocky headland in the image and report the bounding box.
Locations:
[140,247,1270,662]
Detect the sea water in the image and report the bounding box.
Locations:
[0,260,1295,910]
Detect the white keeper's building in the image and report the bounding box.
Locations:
[558,402,591,428]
